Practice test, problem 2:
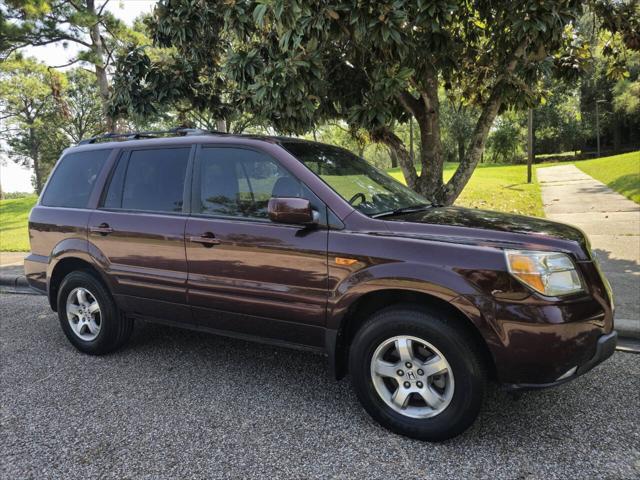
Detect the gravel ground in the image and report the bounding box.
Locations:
[1,293,639,480]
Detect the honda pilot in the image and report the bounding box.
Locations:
[25,130,617,441]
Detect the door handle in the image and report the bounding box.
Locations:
[189,232,220,247]
[89,223,113,235]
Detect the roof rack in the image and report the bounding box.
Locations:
[77,127,222,145]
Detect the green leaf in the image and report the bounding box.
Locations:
[253,4,268,26]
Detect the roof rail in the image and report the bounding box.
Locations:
[77,127,222,145]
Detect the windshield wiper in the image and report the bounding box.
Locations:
[371,203,434,219]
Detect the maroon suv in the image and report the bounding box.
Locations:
[25,131,617,441]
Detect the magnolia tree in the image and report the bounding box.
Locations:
[111,0,637,204]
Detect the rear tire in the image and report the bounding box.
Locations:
[349,305,486,441]
[57,270,132,355]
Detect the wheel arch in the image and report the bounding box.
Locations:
[329,288,496,381]
[48,256,108,311]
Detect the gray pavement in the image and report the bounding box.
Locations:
[1,293,639,479]
[538,164,640,337]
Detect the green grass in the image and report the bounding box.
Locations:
[0,195,37,252]
[386,163,545,217]
[572,151,640,204]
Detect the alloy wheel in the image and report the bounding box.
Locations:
[66,287,102,341]
[370,335,454,419]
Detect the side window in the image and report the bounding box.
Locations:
[41,149,111,208]
[103,148,190,213]
[199,148,302,219]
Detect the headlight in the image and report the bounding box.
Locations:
[505,250,583,297]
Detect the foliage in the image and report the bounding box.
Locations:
[1,0,141,130]
[57,68,104,143]
[486,111,527,163]
[0,55,67,192]
[439,96,478,163]
[111,0,640,205]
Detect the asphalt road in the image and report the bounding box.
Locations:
[1,293,639,480]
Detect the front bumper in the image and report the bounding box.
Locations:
[504,330,618,391]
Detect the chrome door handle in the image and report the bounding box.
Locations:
[189,233,220,247]
[90,223,113,235]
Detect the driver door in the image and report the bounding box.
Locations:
[185,146,329,349]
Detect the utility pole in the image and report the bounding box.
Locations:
[527,109,533,184]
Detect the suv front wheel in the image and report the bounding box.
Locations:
[349,306,486,441]
[57,270,133,355]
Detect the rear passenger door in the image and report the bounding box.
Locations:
[89,146,194,321]
[185,146,329,349]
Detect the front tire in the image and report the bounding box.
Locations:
[349,305,486,441]
[57,270,132,355]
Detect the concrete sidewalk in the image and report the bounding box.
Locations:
[537,164,639,338]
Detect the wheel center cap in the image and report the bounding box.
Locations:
[406,370,416,381]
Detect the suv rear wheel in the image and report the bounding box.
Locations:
[349,305,486,441]
[57,270,133,355]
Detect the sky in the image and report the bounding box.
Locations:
[0,0,157,193]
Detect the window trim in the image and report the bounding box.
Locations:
[192,144,328,226]
[97,145,196,216]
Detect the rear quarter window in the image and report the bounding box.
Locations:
[41,149,111,208]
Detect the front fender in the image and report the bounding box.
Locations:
[327,261,482,330]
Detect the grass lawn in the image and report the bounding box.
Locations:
[0,195,37,252]
[572,151,640,203]
[387,163,544,217]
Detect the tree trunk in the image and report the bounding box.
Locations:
[370,127,417,188]
[216,119,227,132]
[437,88,504,205]
[87,0,113,132]
[29,126,43,193]
[434,41,528,205]
[388,147,398,168]
[457,138,465,163]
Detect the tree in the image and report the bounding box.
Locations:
[112,1,638,203]
[440,95,478,163]
[0,55,67,192]
[1,0,134,131]
[113,0,599,204]
[56,68,104,143]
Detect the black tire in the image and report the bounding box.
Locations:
[57,270,133,355]
[349,305,486,441]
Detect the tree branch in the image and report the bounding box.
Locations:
[439,39,530,204]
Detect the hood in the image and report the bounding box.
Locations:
[383,206,591,258]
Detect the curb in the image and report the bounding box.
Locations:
[0,274,40,295]
[615,318,640,341]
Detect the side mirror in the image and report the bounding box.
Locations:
[268,197,319,226]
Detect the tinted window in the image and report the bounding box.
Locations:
[104,148,190,213]
[41,149,111,208]
[199,148,303,219]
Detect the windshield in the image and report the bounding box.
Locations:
[281,141,429,216]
